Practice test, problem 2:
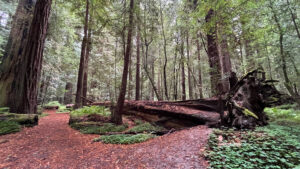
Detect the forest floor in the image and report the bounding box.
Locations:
[0,110,211,169]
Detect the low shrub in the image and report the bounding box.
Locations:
[44,101,68,113]
[128,122,165,133]
[264,106,300,124]
[0,114,38,127]
[12,115,38,127]
[94,134,155,144]
[70,122,127,134]
[134,119,144,125]
[0,121,21,135]
[0,107,9,114]
[39,113,48,118]
[45,101,61,107]
[57,105,69,113]
[70,106,111,117]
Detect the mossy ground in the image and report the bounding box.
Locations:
[0,121,21,135]
[70,122,128,134]
[128,122,165,133]
[94,134,156,144]
[69,106,164,144]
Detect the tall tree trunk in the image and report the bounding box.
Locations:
[128,52,133,100]
[180,37,186,101]
[186,31,193,99]
[0,0,36,112]
[196,33,204,98]
[41,76,51,105]
[135,27,141,100]
[64,82,73,104]
[286,0,300,39]
[270,1,300,104]
[219,35,232,93]
[75,0,89,109]
[244,39,255,71]
[159,0,169,100]
[114,37,118,101]
[173,38,179,100]
[143,44,162,101]
[150,59,155,100]
[263,36,273,80]
[82,25,92,106]
[112,0,135,124]
[206,9,222,96]
[21,0,52,114]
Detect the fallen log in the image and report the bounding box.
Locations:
[100,129,175,136]
[43,105,59,110]
[0,113,38,127]
[90,69,292,129]
[124,103,219,124]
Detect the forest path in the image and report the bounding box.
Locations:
[0,110,211,169]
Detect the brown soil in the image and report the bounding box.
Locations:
[0,110,211,169]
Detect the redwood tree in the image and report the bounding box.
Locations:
[83,26,92,106]
[75,0,89,108]
[0,0,36,113]
[135,26,141,100]
[0,0,52,114]
[111,0,135,124]
[206,9,222,96]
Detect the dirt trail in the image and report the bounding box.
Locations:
[0,110,211,169]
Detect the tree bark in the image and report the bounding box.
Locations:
[135,26,141,100]
[83,24,92,106]
[21,0,52,114]
[75,0,89,109]
[128,52,133,100]
[205,9,222,96]
[180,37,186,101]
[0,0,36,112]
[112,0,135,124]
[219,36,232,93]
[159,0,169,100]
[196,33,204,98]
[64,82,73,104]
[186,31,193,99]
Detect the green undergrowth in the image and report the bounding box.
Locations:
[44,101,61,107]
[206,104,300,169]
[264,104,300,125]
[0,107,9,114]
[0,121,21,135]
[57,105,69,113]
[44,101,70,113]
[39,113,48,118]
[206,127,300,169]
[94,134,155,144]
[70,106,110,117]
[70,122,128,134]
[128,122,165,133]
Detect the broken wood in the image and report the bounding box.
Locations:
[224,69,293,129]
[91,69,293,129]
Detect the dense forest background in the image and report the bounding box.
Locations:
[0,0,299,104]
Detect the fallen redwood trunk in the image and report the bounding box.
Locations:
[124,102,220,124]
[91,69,292,129]
[92,100,220,126]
